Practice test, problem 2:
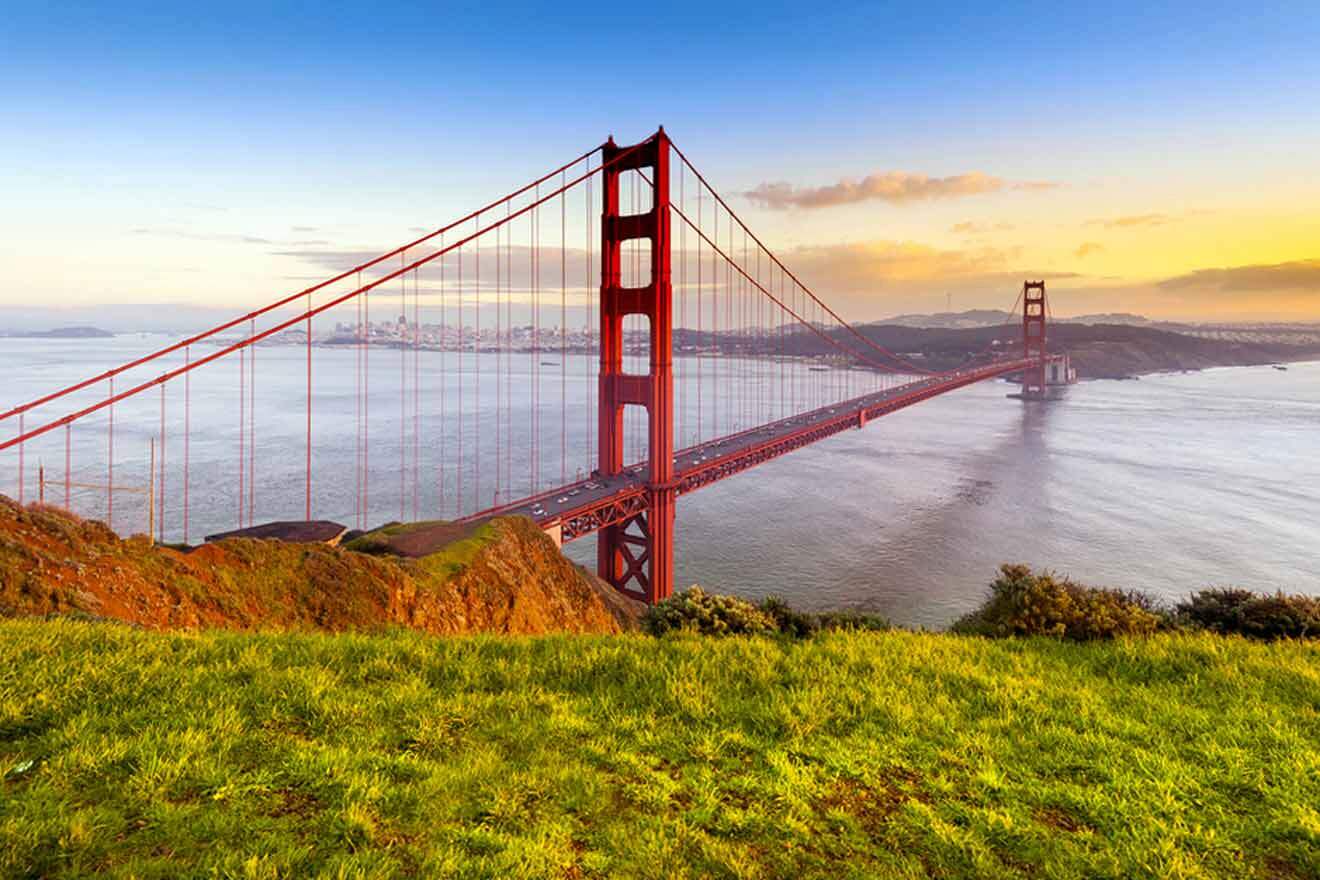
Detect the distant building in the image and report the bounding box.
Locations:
[1045,354,1076,385]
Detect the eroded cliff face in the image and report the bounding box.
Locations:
[0,497,641,635]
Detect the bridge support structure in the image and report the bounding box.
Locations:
[1022,280,1048,397]
[596,129,675,603]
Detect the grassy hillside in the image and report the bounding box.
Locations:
[2,621,1317,878]
[0,498,639,636]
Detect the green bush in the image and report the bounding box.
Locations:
[643,587,777,636]
[1176,589,1320,640]
[758,596,820,638]
[1174,589,1257,631]
[952,564,1164,641]
[646,591,890,638]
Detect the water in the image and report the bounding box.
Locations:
[3,335,1316,628]
[652,362,1320,626]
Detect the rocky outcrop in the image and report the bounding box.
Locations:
[0,497,642,635]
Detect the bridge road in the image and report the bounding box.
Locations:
[473,359,1030,541]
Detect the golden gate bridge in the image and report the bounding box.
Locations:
[0,129,1066,603]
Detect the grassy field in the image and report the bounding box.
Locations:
[1,621,1318,879]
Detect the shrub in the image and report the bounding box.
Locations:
[643,587,777,636]
[758,596,819,638]
[646,591,890,639]
[1174,588,1257,632]
[952,564,1164,641]
[1176,589,1320,640]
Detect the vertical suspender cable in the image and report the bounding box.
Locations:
[561,170,567,486]
[359,273,364,522]
[159,381,165,543]
[712,199,723,440]
[678,162,685,448]
[64,423,70,510]
[238,334,245,529]
[401,253,407,521]
[249,318,255,526]
[364,272,370,525]
[474,217,480,512]
[530,186,535,496]
[697,186,702,444]
[439,234,446,516]
[184,347,190,542]
[413,269,420,520]
[585,159,594,468]
[457,244,464,516]
[306,290,312,520]
[505,202,512,494]
[107,377,114,531]
[495,224,502,506]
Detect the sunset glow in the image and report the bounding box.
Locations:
[2,2,1317,322]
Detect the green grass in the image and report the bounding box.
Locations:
[342,520,498,583]
[414,525,498,580]
[1,621,1318,879]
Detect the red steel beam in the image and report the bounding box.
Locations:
[500,360,1029,543]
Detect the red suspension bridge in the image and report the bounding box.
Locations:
[0,129,1066,603]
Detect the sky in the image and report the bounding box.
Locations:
[2,0,1318,324]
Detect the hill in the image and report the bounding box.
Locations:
[871,310,1158,330]
[0,497,639,635]
[875,309,1018,329]
[678,318,1320,378]
[848,322,1320,377]
[2,325,114,339]
[0,621,1315,878]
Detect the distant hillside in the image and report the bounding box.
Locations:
[873,309,1157,330]
[685,316,1320,379]
[1069,312,1156,326]
[2,325,113,339]
[876,309,1016,329]
[850,322,1320,378]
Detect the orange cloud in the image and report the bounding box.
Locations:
[783,240,1010,288]
[744,171,1060,210]
[951,221,1016,235]
[1075,242,1105,258]
[1086,213,1176,229]
[1158,259,1320,293]
[1011,181,1063,192]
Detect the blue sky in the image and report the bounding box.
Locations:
[2,1,1318,320]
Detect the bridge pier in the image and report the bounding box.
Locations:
[596,128,675,603]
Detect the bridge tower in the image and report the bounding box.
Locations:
[1022,280,1048,397]
[596,129,675,603]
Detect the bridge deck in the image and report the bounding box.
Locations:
[466,359,1031,542]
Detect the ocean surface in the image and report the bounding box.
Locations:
[3,335,1316,628]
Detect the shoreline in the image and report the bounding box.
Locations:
[7,332,1317,385]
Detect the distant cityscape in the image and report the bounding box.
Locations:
[322,315,609,353]
[270,315,810,356]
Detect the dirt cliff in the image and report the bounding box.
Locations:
[0,496,641,635]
